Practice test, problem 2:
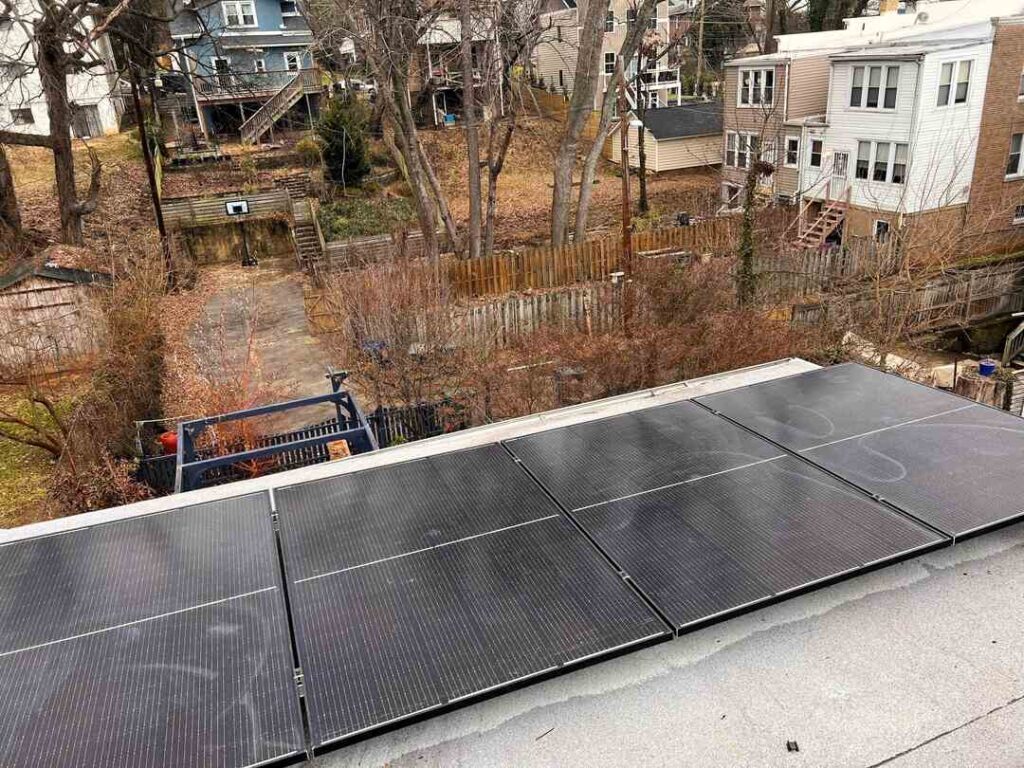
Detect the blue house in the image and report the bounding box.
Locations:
[167,0,326,142]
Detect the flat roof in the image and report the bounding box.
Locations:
[319,523,1024,767]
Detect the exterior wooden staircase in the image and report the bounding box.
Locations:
[239,69,321,145]
[291,198,324,267]
[794,199,847,248]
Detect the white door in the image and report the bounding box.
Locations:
[830,151,849,201]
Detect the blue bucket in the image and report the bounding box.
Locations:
[979,358,998,377]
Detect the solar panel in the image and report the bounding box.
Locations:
[572,456,943,631]
[275,447,669,748]
[505,400,783,511]
[0,494,305,768]
[698,363,1024,537]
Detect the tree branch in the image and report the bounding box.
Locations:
[0,130,55,148]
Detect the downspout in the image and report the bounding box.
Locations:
[905,56,924,219]
[781,59,789,196]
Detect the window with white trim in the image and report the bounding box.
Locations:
[784,136,799,166]
[1007,133,1023,177]
[604,52,615,75]
[222,0,257,27]
[253,58,266,73]
[726,132,737,167]
[850,64,898,109]
[937,60,972,106]
[723,183,741,207]
[280,0,298,14]
[284,52,302,72]
[809,139,822,168]
[855,141,908,184]
[1019,70,1024,100]
[737,68,774,107]
[725,131,767,168]
[1014,204,1024,225]
[605,10,614,32]
[874,220,890,242]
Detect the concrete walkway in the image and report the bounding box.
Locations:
[193,260,339,432]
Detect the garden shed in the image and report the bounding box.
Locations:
[610,102,723,173]
[0,253,111,376]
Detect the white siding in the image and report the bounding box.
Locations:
[803,42,990,215]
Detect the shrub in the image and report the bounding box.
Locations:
[295,136,322,168]
[316,95,371,186]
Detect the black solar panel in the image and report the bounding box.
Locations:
[284,516,668,747]
[275,447,669,747]
[696,362,963,451]
[505,400,783,510]
[573,456,943,631]
[698,363,1024,537]
[0,494,305,768]
[275,444,554,580]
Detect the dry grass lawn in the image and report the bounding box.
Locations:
[421,116,718,248]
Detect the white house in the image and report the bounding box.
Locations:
[0,2,122,138]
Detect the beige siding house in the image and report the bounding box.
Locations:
[720,52,832,206]
[611,102,722,172]
[533,0,681,110]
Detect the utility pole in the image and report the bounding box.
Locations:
[618,76,634,328]
[695,0,706,96]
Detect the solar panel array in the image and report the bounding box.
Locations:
[3,362,1021,766]
[697,363,1024,537]
[0,494,304,768]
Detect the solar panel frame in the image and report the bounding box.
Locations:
[0,492,308,768]
[696,363,1024,538]
[283,515,670,749]
[274,447,672,750]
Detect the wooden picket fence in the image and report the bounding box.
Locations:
[447,218,739,299]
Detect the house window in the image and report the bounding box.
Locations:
[556,25,562,42]
[558,69,564,88]
[874,220,890,242]
[723,183,741,207]
[872,141,890,182]
[1007,133,1023,177]
[737,134,749,168]
[892,143,907,184]
[850,66,863,106]
[850,64,898,109]
[809,139,822,168]
[726,132,737,167]
[626,8,636,28]
[223,0,257,27]
[855,141,870,179]
[11,107,33,125]
[884,67,898,108]
[648,13,658,29]
[938,60,972,106]
[738,68,773,107]
[605,11,614,32]
[253,58,266,73]
[761,138,776,166]
[785,136,799,166]
[604,52,615,75]
[1014,205,1024,225]
[284,52,302,72]
[1019,70,1024,100]
[280,0,298,14]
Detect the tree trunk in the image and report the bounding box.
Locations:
[460,0,482,259]
[483,118,515,258]
[737,166,759,306]
[0,145,22,236]
[37,30,87,245]
[635,69,648,215]
[571,0,660,240]
[550,0,608,246]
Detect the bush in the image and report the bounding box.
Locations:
[295,136,322,168]
[316,95,371,186]
[317,196,416,240]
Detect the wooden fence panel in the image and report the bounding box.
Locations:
[163,189,293,230]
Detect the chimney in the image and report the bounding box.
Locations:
[879,0,899,13]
